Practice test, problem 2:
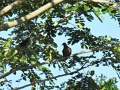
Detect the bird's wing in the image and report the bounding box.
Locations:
[62,46,72,57]
[68,47,72,55]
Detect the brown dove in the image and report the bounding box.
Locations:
[62,43,72,58]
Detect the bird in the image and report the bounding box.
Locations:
[62,42,72,58]
[19,38,30,48]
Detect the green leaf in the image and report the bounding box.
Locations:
[84,4,88,11]
[0,62,3,67]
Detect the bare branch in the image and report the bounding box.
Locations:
[53,44,117,62]
[0,0,64,31]
[0,0,24,16]
[0,62,49,79]
[13,62,89,90]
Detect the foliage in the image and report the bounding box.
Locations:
[62,74,118,90]
[0,0,120,89]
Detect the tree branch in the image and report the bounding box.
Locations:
[0,62,49,79]
[53,44,117,62]
[12,62,89,90]
[0,0,24,16]
[0,0,64,31]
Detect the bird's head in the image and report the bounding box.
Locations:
[62,42,67,46]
